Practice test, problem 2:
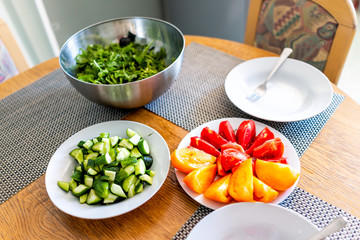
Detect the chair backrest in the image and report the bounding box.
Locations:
[244,0,357,85]
[0,18,28,83]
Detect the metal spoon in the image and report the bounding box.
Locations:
[307,217,347,240]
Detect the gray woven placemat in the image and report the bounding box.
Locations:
[0,69,131,204]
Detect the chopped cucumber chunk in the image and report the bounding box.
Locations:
[138,139,150,155]
[72,184,90,197]
[129,133,141,146]
[135,159,146,176]
[70,149,84,164]
[110,183,127,198]
[116,147,130,161]
[86,189,102,205]
[130,147,142,158]
[110,136,119,147]
[139,174,153,185]
[58,181,70,192]
[126,128,137,138]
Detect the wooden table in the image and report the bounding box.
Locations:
[1,35,360,239]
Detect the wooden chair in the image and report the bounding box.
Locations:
[0,18,28,82]
[244,0,357,85]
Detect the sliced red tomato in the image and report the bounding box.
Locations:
[216,154,227,176]
[190,136,220,157]
[221,142,245,152]
[221,147,249,172]
[245,127,275,155]
[252,138,284,159]
[218,120,236,142]
[236,120,256,150]
[200,126,228,149]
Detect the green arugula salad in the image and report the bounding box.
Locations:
[74,32,168,85]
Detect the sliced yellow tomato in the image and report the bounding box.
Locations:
[183,164,217,193]
[253,176,278,203]
[171,147,216,173]
[203,173,233,203]
[255,159,299,191]
[228,158,254,202]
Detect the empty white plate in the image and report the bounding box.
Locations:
[187,202,319,240]
[225,57,333,122]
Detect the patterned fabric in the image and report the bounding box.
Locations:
[255,0,338,72]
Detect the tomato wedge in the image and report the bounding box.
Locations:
[236,120,256,150]
[200,126,228,149]
[252,138,284,159]
[218,120,236,142]
[246,127,275,155]
[221,147,249,172]
[190,136,220,157]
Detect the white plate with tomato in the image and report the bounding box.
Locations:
[172,118,300,210]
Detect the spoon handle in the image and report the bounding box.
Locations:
[307,217,347,240]
[266,48,293,81]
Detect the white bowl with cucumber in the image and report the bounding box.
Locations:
[45,120,170,219]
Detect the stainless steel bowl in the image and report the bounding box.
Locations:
[59,17,185,109]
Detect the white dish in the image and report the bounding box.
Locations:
[175,118,300,210]
[187,202,319,240]
[225,57,333,122]
[45,120,170,219]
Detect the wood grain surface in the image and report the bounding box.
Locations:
[1,35,360,239]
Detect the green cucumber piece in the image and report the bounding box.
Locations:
[110,136,119,147]
[130,147,142,158]
[138,139,150,155]
[95,153,112,166]
[127,184,136,198]
[87,167,98,176]
[116,147,131,161]
[79,193,88,204]
[146,169,156,177]
[70,148,84,164]
[126,128,137,138]
[84,175,93,188]
[119,138,134,150]
[139,174,153,185]
[86,189,102,205]
[82,140,94,150]
[143,155,153,169]
[58,181,70,192]
[135,159,146,176]
[92,142,104,152]
[93,179,109,199]
[69,179,78,191]
[120,157,138,168]
[71,169,83,182]
[135,182,144,194]
[115,165,135,182]
[85,152,99,161]
[103,193,119,204]
[99,132,110,138]
[104,170,116,181]
[110,183,127,198]
[129,133,141,146]
[122,175,138,192]
[72,184,90,197]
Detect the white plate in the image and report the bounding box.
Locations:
[45,120,170,219]
[175,118,300,210]
[187,202,319,240]
[225,57,333,122]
